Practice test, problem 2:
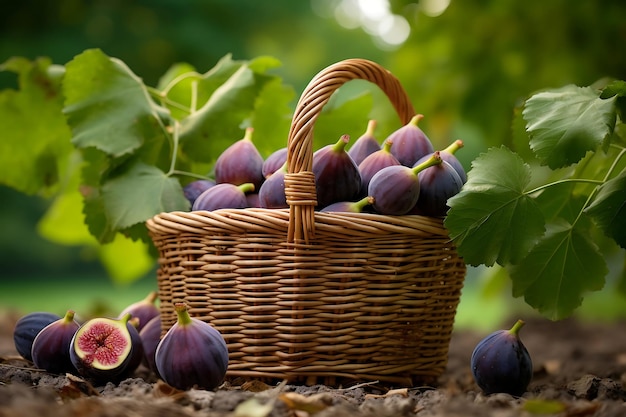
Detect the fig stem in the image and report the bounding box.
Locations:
[365,119,377,136]
[411,151,442,175]
[508,319,525,337]
[63,310,76,323]
[409,114,425,127]
[354,196,375,211]
[238,182,255,194]
[174,303,193,326]
[144,291,159,305]
[243,126,254,142]
[120,312,132,325]
[443,139,464,155]
[331,134,351,153]
[382,138,393,153]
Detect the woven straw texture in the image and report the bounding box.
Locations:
[147,59,466,386]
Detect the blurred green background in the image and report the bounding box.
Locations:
[1,0,625,328]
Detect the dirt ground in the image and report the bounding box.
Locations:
[1,311,625,417]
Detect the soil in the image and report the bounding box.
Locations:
[1,311,625,417]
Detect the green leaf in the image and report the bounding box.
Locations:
[98,234,154,285]
[100,161,190,231]
[601,80,626,122]
[444,146,545,266]
[585,169,626,249]
[63,48,169,158]
[0,57,72,195]
[523,85,617,169]
[509,220,607,320]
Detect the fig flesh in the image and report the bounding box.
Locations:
[192,182,254,211]
[118,291,160,332]
[155,303,228,391]
[387,114,434,167]
[183,179,216,205]
[31,310,80,374]
[214,127,264,189]
[13,311,61,361]
[348,119,380,166]
[471,319,533,396]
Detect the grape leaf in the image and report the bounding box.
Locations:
[0,57,72,195]
[585,169,626,249]
[444,146,545,266]
[63,48,169,158]
[509,220,607,320]
[100,161,190,231]
[523,85,617,169]
[601,80,626,122]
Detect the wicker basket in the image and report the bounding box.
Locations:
[146,58,466,386]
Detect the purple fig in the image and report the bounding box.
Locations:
[214,127,264,189]
[155,303,228,391]
[387,114,434,167]
[357,138,400,197]
[312,134,362,209]
[118,291,159,333]
[183,179,216,205]
[69,313,140,382]
[258,162,288,209]
[348,119,381,166]
[368,152,442,215]
[246,192,261,208]
[139,315,162,376]
[13,311,61,361]
[31,310,80,374]
[320,196,375,213]
[471,319,533,396]
[192,182,254,211]
[412,155,464,217]
[262,147,288,179]
[440,139,467,184]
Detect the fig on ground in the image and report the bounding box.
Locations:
[118,291,159,332]
[214,127,264,189]
[387,114,434,167]
[139,315,162,377]
[31,310,80,374]
[13,311,61,361]
[347,119,380,166]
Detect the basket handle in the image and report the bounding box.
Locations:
[285,58,416,243]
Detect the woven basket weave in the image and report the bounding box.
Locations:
[146,58,466,386]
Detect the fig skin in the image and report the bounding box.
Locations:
[387,114,434,167]
[214,127,264,189]
[155,303,228,391]
[368,152,442,215]
[121,317,145,378]
[471,319,533,396]
[262,147,288,179]
[69,313,137,383]
[357,138,400,197]
[320,196,375,213]
[31,310,80,374]
[348,119,380,166]
[183,179,216,205]
[118,291,159,332]
[258,162,288,209]
[440,139,467,184]
[312,134,362,209]
[13,311,61,361]
[139,315,162,377]
[412,157,464,217]
[192,182,254,211]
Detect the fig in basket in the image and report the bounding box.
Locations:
[387,114,435,167]
[440,139,467,184]
[259,161,288,209]
[183,179,216,205]
[358,138,401,197]
[312,134,362,209]
[262,147,288,179]
[348,119,380,166]
[412,153,464,217]
[192,182,255,211]
[320,195,374,213]
[214,127,264,189]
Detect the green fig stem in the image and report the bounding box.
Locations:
[237,182,255,194]
[243,126,254,142]
[354,196,375,212]
[144,291,159,305]
[443,139,464,155]
[382,138,393,153]
[120,312,132,325]
[365,119,377,136]
[63,310,76,323]
[409,114,425,127]
[411,151,442,175]
[508,319,525,337]
[174,303,193,326]
[332,134,350,153]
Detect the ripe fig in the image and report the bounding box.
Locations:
[320,196,374,213]
[440,139,467,184]
[387,114,434,167]
[258,162,288,209]
[31,310,80,374]
[348,119,380,166]
[139,315,162,376]
[118,291,160,332]
[412,155,464,217]
[214,127,264,189]
[312,134,362,209]
[192,182,254,211]
[357,138,400,197]
[471,319,533,396]
[183,179,216,205]
[246,192,261,208]
[69,313,140,382]
[368,152,442,215]
[13,311,61,361]
[262,147,288,179]
[155,303,229,391]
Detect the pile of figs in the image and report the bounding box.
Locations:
[12,292,228,391]
[186,115,466,217]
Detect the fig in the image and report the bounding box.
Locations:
[192,182,254,211]
[258,162,288,209]
[312,134,362,209]
[440,139,467,184]
[320,196,374,213]
[155,303,229,391]
[13,311,61,361]
[69,313,140,382]
[139,315,162,376]
[357,138,400,197]
[348,119,380,166]
[471,319,533,396]
[387,114,434,167]
[246,192,261,208]
[412,155,464,217]
[183,179,216,205]
[31,310,80,374]
[368,152,442,215]
[118,291,160,332]
[262,147,288,179]
[214,127,264,189]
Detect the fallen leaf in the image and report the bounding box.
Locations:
[364,388,408,399]
[279,392,334,414]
